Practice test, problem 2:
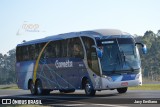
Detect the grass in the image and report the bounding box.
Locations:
[0,84,18,89]
[128,84,160,90]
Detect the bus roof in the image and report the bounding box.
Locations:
[17,29,132,47]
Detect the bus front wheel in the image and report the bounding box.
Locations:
[84,79,96,96]
[117,87,128,93]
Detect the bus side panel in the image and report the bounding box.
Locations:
[36,59,58,90]
[66,58,88,89]
[16,61,35,90]
[36,58,89,90]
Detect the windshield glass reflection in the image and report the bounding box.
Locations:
[100,38,140,75]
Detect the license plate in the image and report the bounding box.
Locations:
[121,82,128,86]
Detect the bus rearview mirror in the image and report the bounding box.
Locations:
[142,44,147,54]
[135,43,147,54]
[92,45,103,58]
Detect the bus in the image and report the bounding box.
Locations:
[16,29,147,96]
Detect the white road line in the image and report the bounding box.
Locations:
[91,104,130,107]
[0,95,10,97]
[49,104,130,107]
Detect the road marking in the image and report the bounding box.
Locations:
[91,104,130,107]
[0,95,9,97]
[49,104,130,107]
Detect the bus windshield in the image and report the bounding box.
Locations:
[100,38,141,75]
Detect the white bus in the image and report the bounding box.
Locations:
[16,29,147,96]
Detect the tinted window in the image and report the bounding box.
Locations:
[82,36,100,76]
[28,44,35,60]
[16,46,22,62]
[67,37,84,58]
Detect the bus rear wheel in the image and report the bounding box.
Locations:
[84,79,96,96]
[29,81,36,95]
[117,87,128,93]
[35,80,51,95]
[35,80,43,95]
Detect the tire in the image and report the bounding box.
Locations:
[35,80,43,95]
[29,81,36,95]
[117,87,128,93]
[84,79,96,96]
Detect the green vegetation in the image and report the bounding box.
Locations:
[135,30,160,81]
[0,49,16,84]
[0,84,18,89]
[129,84,160,90]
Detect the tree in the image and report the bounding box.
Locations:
[0,49,16,84]
[137,30,160,81]
[157,30,160,36]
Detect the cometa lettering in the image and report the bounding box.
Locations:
[55,60,73,68]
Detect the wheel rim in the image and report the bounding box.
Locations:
[37,81,42,95]
[30,84,35,94]
[85,83,91,94]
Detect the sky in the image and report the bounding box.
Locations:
[0,0,160,54]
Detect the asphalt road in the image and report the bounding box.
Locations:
[0,89,160,107]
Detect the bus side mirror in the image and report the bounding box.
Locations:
[142,44,147,54]
[92,45,103,58]
[97,49,103,58]
[136,43,147,54]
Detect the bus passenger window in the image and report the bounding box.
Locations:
[55,41,61,58]
[22,46,29,61]
[35,44,40,59]
[28,45,35,60]
[73,44,81,57]
[62,40,67,57]
[49,41,56,58]
[16,47,22,62]
[72,37,84,58]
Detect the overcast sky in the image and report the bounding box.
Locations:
[0,0,160,54]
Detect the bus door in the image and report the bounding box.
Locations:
[82,36,102,89]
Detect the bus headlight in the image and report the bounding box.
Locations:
[102,75,113,82]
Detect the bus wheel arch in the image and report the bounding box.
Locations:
[81,77,88,89]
